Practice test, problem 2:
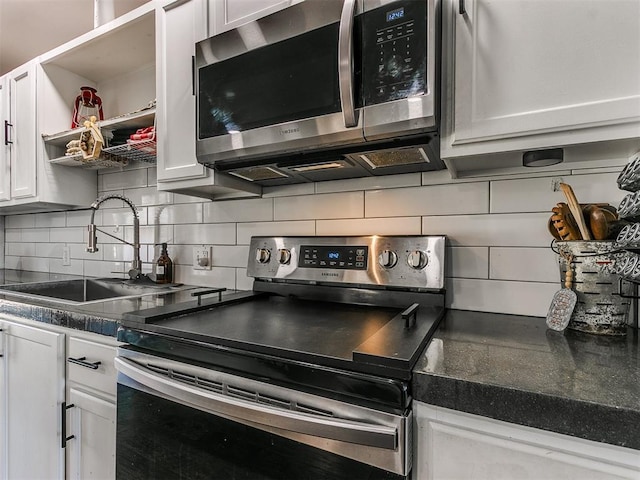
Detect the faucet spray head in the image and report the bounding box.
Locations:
[87,223,98,253]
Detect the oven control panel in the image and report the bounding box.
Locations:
[248,236,445,290]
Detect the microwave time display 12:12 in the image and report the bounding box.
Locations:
[386,7,404,22]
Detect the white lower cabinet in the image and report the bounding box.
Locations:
[414,402,640,480]
[65,335,118,480]
[0,316,118,480]
[67,388,116,480]
[0,317,66,480]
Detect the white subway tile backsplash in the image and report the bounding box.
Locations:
[173,223,236,245]
[316,217,421,236]
[174,265,236,290]
[6,214,35,229]
[126,187,173,207]
[423,213,551,247]
[50,259,84,275]
[236,269,253,291]
[491,172,626,213]
[35,243,61,258]
[315,173,421,194]
[35,212,66,228]
[102,207,148,226]
[2,161,624,318]
[50,227,85,243]
[99,169,148,191]
[365,183,489,217]
[83,260,128,278]
[7,243,36,257]
[274,192,363,221]
[22,228,51,243]
[67,209,102,227]
[237,221,315,245]
[490,247,559,283]
[5,256,50,272]
[262,183,315,198]
[5,230,21,242]
[70,243,103,260]
[203,198,273,223]
[448,247,489,279]
[447,278,558,316]
[149,203,203,225]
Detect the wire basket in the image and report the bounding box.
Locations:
[555,240,631,335]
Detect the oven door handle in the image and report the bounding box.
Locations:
[115,357,398,450]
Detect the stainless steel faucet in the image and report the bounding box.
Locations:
[87,194,142,280]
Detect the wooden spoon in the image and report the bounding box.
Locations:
[559,183,591,240]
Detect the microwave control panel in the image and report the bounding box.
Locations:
[361,0,428,106]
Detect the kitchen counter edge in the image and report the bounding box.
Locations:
[413,309,640,451]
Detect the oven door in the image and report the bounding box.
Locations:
[195,0,364,168]
[115,349,411,479]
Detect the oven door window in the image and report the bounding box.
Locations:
[117,385,404,480]
[198,24,341,139]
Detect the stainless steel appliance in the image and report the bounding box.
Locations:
[115,235,446,479]
[195,0,442,185]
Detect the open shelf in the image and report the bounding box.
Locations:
[45,107,156,169]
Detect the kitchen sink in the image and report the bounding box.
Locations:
[0,277,186,305]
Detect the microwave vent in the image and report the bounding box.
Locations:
[353,147,430,169]
[290,160,349,172]
[228,166,289,182]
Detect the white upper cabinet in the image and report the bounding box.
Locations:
[7,62,37,200]
[155,0,261,200]
[0,76,10,201]
[442,0,640,163]
[210,0,305,35]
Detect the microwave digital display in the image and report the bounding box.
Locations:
[386,7,404,22]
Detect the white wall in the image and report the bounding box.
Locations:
[2,159,628,317]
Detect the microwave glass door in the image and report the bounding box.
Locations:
[198,24,341,140]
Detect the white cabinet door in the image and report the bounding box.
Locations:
[156,0,208,182]
[447,0,640,153]
[67,388,116,480]
[414,402,640,480]
[0,319,65,480]
[210,0,304,35]
[8,62,37,200]
[0,76,10,201]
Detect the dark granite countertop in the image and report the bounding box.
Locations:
[0,269,230,337]
[413,309,640,450]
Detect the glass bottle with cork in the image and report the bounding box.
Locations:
[155,243,173,284]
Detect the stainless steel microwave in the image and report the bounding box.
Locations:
[195,0,442,185]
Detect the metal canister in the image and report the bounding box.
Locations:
[556,241,631,335]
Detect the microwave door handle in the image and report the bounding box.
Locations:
[338,0,358,128]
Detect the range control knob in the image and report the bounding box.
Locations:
[378,250,398,268]
[277,248,291,265]
[255,248,271,264]
[407,250,428,270]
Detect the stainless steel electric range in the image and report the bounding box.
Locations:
[115,235,446,480]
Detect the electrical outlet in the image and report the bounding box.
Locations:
[62,245,71,266]
[193,245,212,270]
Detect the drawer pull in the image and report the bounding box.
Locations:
[68,356,101,370]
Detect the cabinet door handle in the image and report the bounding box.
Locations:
[61,402,75,449]
[459,0,466,15]
[191,55,196,96]
[67,356,101,370]
[4,120,12,145]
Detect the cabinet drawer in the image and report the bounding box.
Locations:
[67,337,117,397]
